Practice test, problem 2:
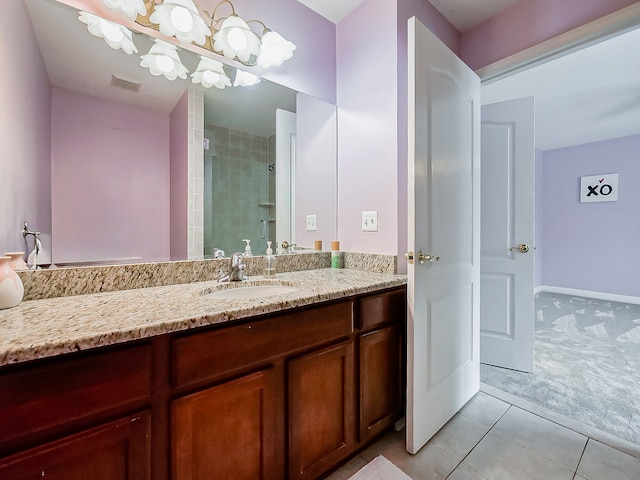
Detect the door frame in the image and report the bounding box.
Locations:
[475,4,640,369]
[477,3,640,84]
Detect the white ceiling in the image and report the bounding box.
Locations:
[482,27,640,151]
[296,0,366,24]
[422,0,524,32]
[296,0,524,30]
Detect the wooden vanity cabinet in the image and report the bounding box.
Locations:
[0,343,152,479]
[0,412,151,480]
[357,289,406,444]
[359,324,404,443]
[169,300,355,480]
[171,369,279,480]
[0,286,406,480]
[288,340,356,480]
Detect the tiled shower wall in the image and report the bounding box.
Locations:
[203,125,275,257]
[188,87,204,260]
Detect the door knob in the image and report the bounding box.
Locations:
[509,244,530,253]
[418,250,440,264]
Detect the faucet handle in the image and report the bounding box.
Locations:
[231,252,245,267]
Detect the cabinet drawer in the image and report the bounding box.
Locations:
[0,412,151,480]
[0,343,151,449]
[172,301,354,389]
[358,288,406,331]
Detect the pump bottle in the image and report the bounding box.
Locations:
[264,241,276,276]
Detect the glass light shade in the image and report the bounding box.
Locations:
[101,0,146,21]
[149,0,211,45]
[140,39,188,80]
[233,69,260,87]
[78,11,138,54]
[213,15,261,64]
[258,31,296,68]
[191,57,231,89]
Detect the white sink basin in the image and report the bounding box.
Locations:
[204,285,299,300]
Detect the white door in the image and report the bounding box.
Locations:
[407,17,481,454]
[275,109,296,250]
[480,98,535,372]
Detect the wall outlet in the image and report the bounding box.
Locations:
[362,211,378,232]
[306,214,317,231]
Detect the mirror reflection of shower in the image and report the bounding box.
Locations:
[203,124,277,257]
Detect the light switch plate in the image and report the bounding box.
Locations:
[362,211,378,232]
[306,214,317,231]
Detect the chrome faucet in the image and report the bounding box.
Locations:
[218,252,246,282]
[281,241,296,254]
[213,248,225,259]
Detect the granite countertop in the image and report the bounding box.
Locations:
[0,269,406,367]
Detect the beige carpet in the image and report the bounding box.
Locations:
[348,456,412,480]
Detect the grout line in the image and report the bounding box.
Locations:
[573,440,589,479]
[443,405,500,480]
[452,428,493,479]
[480,384,640,460]
[491,403,511,428]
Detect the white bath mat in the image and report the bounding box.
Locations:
[348,455,412,480]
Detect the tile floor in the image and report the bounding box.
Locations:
[325,391,640,480]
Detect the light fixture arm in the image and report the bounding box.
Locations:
[135,0,160,27]
[246,19,269,36]
[208,0,236,28]
[207,1,267,36]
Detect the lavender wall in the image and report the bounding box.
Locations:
[336,0,460,265]
[461,0,637,71]
[51,89,171,263]
[295,94,337,249]
[170,91,189,260]
[229,0,337,104]
[336,0,399,255]
[0,1,51,254]
[539,135,640,297]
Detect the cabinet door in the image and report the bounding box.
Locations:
[288,341,355,480]
[171,369,279,480]
[0,412,150,480]
[359,324,403,443]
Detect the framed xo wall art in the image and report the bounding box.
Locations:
[580,173,619,203]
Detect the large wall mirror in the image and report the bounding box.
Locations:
[4,0,336,266]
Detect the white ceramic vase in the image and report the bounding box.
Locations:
[5,251,28,271]
[0,255,24,309]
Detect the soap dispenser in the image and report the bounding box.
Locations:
[242,239,253,256]
[264,241,276,276]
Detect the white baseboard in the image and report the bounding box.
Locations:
[537,285,640,305]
